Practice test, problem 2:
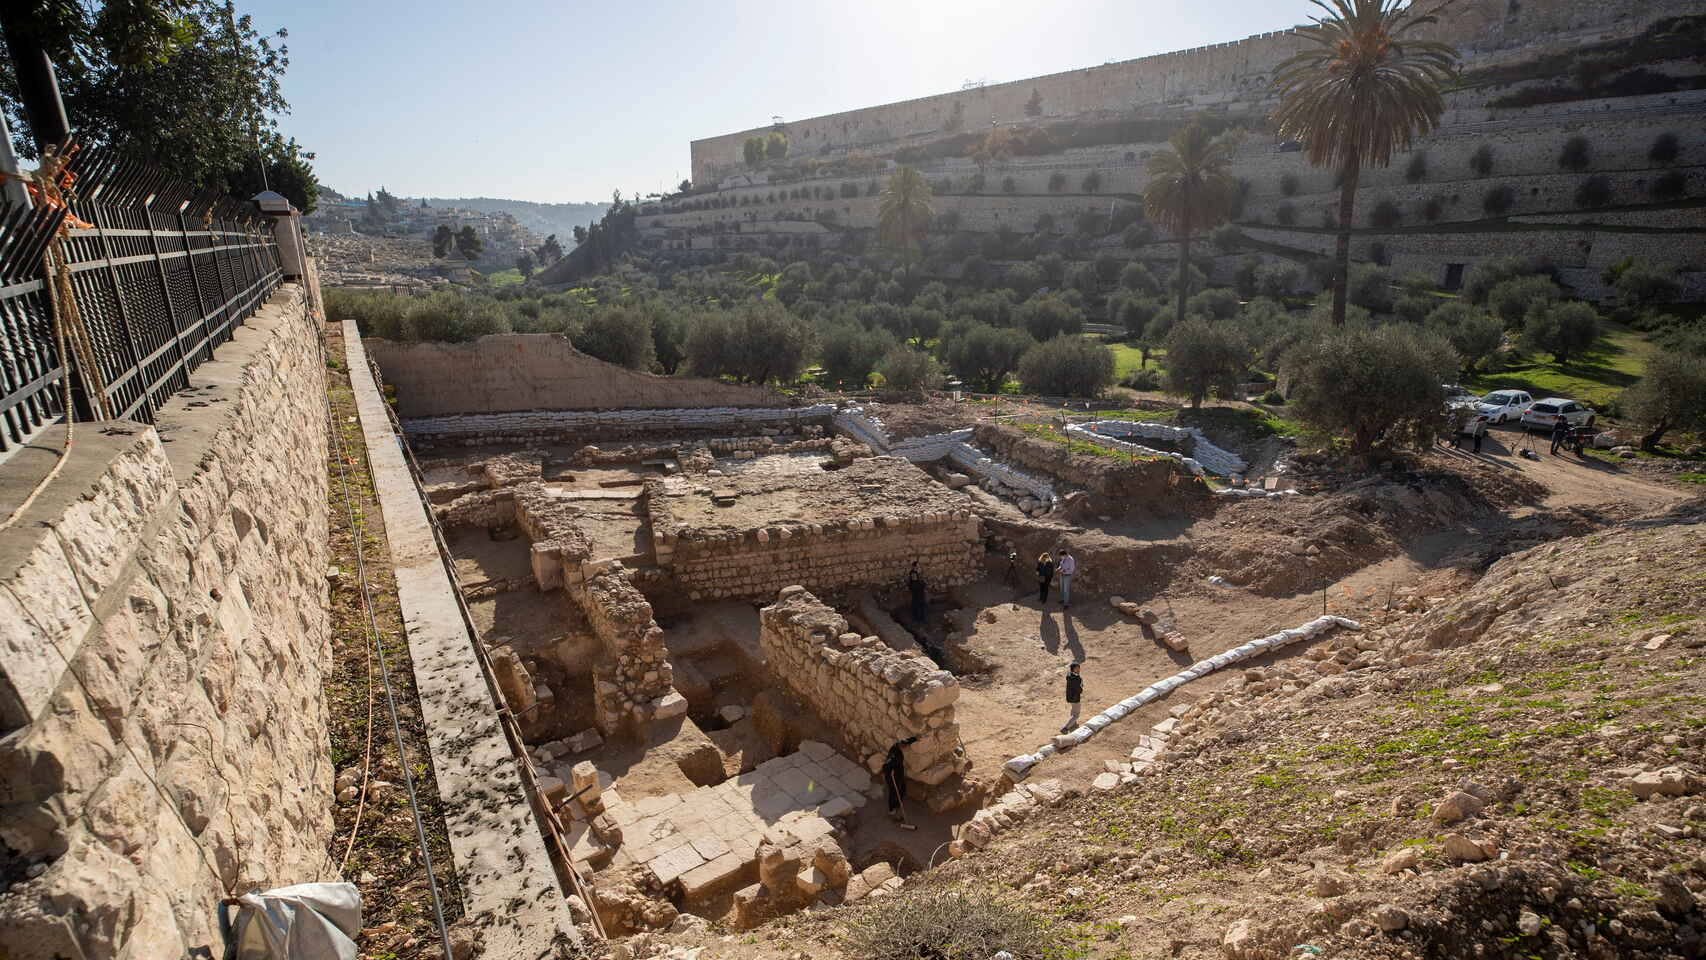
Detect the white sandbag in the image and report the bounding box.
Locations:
[221,883,362,960]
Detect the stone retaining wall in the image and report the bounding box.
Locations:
[1067,420,1248,477]
[832,407,1058,506]
[0,285,333,959]
[973,424,1179,499]
[759,588,967,785]
[405,404,836,447]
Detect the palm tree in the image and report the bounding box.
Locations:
[1272,0,1458,325]
[878,166,934,264]
[1144,122,1239,328]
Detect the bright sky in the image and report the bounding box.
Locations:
[244,0,1309,203]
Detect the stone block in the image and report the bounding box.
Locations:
[648,842,707,885]
[679,852,752,902]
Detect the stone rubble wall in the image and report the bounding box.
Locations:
[365,333,786,417]
[572,567,682,735]
[403,404,836,447]
[1004,615,1362,779]
[1067,420,1248,477]
[972,424,1179,500]
[0,285,333,960]
[655,507,982,603]
[758,588,968,785]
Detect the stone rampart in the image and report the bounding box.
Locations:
[0,285,332,959]
[366,333,784,417]
[759,587,967,785]
[404,404,836,447]
[973,424,1179,499]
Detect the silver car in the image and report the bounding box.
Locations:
[1473,390,1533,424]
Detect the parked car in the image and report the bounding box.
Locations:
[1444,384,1480,411]
[1521,397,1596,432]
[1473,390,1533,424]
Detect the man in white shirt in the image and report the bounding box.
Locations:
[1056,549,1076,608]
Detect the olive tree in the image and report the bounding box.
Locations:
[1622,353,1706,450]
[1163,319,1250,410]
[1287,324,1458,456]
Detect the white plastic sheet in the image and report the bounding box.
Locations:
[223,883,362,960]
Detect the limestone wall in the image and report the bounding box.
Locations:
[404,404,836,447]
[973,423,1179,498]
[573,567,682,735]
[0,286,332,959]
[759,587,967,785]
[366,333,784,417]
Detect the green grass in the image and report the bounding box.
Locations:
[1678,473,1706,485]
[483,268,524,287]
[1466,321,1653,410]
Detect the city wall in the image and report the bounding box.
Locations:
[0,286,332,959]
[366,333,783,417]
[758,587,966,784]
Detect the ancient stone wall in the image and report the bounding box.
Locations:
[573,567,683,735]
[403,404,836,447]
[972,423,1179,499]
[0,286,332,959]
[366,333,784,417]
[758,587,967,785]
[688,0,1695,183]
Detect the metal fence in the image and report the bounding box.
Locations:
[0,145,283,457]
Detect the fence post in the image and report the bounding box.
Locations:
[88,203,146,420]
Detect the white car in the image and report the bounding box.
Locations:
[1521,397,1596,432]
[1444,384,1479,411]
[1473,390,1533,424]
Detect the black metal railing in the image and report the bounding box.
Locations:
[0,146,283,457]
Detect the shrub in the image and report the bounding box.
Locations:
[1469,144,1495,176]
[1254,262,1303,299]
[1002,176,1017,193]
[685,300,809,383]
[1487,274,1562,328]
[1034,212,1056,233]
[967,172,985,193]
[1261,389,1286,405]
[1404,151,1428,183]
[328,289,410,340]
[1426,302,1505,373]
[1288,325,1458,455]
[1122,223,1153,248]
[1048,171,1067,193]
[1094,251,1122,284]
[1463,256,1538,303]
[1520,300,1600,364]
[1018,335,1115,397]
[1170,263,1207,297]
[1279,173,1299,197]
[1187,286,1241,321]
[1082,171,1102,193]
[1210,223,1244,251]
[402,291,512,343]
[1036,252,1066,286]
[1614,262,1682,307]
[1016,294,1083,340]
[1163,319,1250,410]
[818,322,896,388]
[1076,210,1103,237]
[1482,184,1515,215]
[1649,131,1680,164]
[1232,255,1263,298]
[875,346,944,393]
[1650,170,1687,202]
[1119,262,1158,294]
[1558,135,1591,171]
[1347,263,1395,314]
[1369,199,1403,228]
[939,322,1034,392]
[1115,295,1162,340]
[1005,262,1044,296]
[1122,367,1164,391]
[842,890,1059,960]
[1394,293,1436,325]
[574,305,656,369]
[1274,202,1297,226]
[1574,175,1612,207]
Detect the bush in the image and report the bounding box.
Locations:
[1404,151,1428,183]
[1121,367,1164,391]
[1164,319,1250,410]
[1076,210,1103,237]
[1115,296,1162,340]
[1186,286,1241,321]
[1016,294,1083,340]
[1614,262,1681,307]
[1210,223,1244,251]
[1482,184,1515,215]
[967,172,985,193]
[1574,175,1612,207]
[841,890,1059,960]
[1347,263,1395,314]
[1520,300,1600,364]
[1118,261,1158,294]
[1649,132,1680,164]
[1288,325,1458,455]
[818,322,895,388]
[1232,255,1263,298]
[1487,274,1562,328]
[875,346,944,394]
[327,289,410,340]
[1621,352,1706,449]
[1369,199,1403,228]
[1005,262,1043,296]
[1036,253,1066,286]
[574,305,656,369]
[1426,301,1504,373]
[1279,173,1299,197]
[685,300,810,383]
[1048,171,1067,193]
[1170,263,1207,298]
[1469,144,1495,176]
[1254,262,1303,299]
[1082,171,1102,193]
[1463,256,1538,304]
[1017,335,1115,397]
[940,322,1034,392]
[1122,223,1153,248]
[1650,170,1687,201]
[1261,389,1286,405]
[1274,202,1297,226]
[403,291,512,343]
[1559,135,1592,171]
[1394,293,1436,325]
[1002,176,1017,194]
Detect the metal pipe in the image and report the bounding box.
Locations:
[0,12,72,153]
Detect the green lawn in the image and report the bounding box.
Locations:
[1093,334,1165,381]
[1466,322,1652,410]
[484,268,525,287]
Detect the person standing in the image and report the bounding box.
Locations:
[1465,414,1488,454]
[1550,417,1570,456]
[906,561,927,624]
[1061,663,1083,734]
[1035,551,1055,605]
[882,737,918,830]
[1056,549,1077,608]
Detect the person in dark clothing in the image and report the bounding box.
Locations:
[1550,418,1570,456]
[1061,663,1083,734]
[1036,552,1055,604]
[906,561,927,623]
[883,737,918,829]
